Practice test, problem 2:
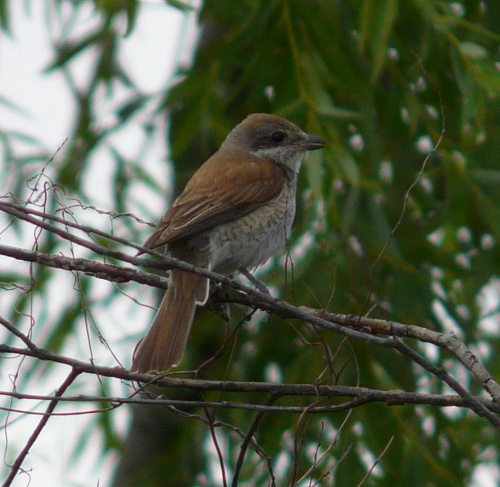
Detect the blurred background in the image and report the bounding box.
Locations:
[1,0,500,486]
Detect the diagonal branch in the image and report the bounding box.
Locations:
[2,368,81,487]
[305,309,500,403]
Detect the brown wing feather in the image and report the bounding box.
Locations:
[143,149,287,250]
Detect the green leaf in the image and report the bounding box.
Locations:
[45,30,103,71]
[370,0,399,82]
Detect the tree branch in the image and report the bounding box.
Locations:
[0,341,499,414]
[1,203,500,429]
[2,369,81,487]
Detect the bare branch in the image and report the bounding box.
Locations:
[232,396,277,487]
[0,342,499,414]
[1,202,500,432]
[306,309,500,403]
[0,243,169,288]
[2,369,81,487]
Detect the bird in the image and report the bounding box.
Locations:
[131,113,326,373]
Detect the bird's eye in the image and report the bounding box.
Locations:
[270,131,287,143]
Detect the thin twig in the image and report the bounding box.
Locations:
[232,396,277,487]
[2,368,81,487]
[364,94,446,317]
[0,317,38,351]
[296,410,354,485]
[205,406,228,487]
[392,338,500,428]
[289,402,319,486]
[356,435,394,487]
[307,309,500,403]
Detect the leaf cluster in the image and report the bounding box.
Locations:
[1,1,500,486]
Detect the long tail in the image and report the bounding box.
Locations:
[131,267,206,373]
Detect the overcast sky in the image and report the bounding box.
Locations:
[0,2,195,485]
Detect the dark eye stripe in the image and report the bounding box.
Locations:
[271,131,286,143]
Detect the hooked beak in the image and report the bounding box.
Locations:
[301,133,327,151]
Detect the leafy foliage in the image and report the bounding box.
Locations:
[1,0,500,486]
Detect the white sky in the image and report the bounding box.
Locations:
[0,2,195,486]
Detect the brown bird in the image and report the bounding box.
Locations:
[131,113,326,373]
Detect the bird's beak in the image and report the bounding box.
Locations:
[302,133,326,151]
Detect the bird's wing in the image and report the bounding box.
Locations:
[142,150,288,250]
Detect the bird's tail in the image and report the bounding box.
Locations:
[131,266,206,373]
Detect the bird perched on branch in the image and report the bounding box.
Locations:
[132,113,326,373]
